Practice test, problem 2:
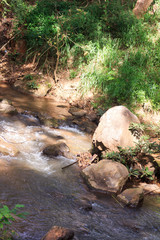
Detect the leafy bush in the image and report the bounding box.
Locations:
[26,81,39,89]
[23,74,33,81]
[0,204,27,239]
[104,136,160,182]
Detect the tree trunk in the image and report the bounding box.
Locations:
[133,0,153,18]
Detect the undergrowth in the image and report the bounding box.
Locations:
[0,204,28,240]
[7,0,160,109]
[104,136,160,182]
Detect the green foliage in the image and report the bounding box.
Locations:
[140,167,154,180]
[105,136,160,182]
[69,70,78,79]
[128,167,154,181]
[10,0,160,109]
[8,50,20,62]
[0,204,28,239]
[23,74,33,81]
[1,0,11,17]
[26,81,39,89]
[129,122,160,138]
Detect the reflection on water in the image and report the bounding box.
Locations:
[0,85,160,239]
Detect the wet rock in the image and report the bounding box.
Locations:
[79,198,92,211]
[0,137,19,157]
[41,226,74,240]
[86,112,98,122]
[82,160,129,193]
[92,106,140,152]
[43,142,73,158]
[69,107,87,118]
[0,99,17,114]
[117,188,144,207]
[72,119,97,134]
[41,117,59,128]
[139,183,160,194]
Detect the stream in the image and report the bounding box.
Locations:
[0,83,160,240]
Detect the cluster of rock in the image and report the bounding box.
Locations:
[82,106,160,208]
[68,106,97,134]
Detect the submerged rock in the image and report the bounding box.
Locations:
[41,226,74,240]
[43,142,73,159]
[92,105,140,152]
[117,188,144,207]
[72,119,97,134]
[82,160,129,194]
[79,198,93,211]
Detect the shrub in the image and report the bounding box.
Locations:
[0,204,28,240]
[104,137,160,182]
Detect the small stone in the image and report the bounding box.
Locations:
[117,188,144,207]
[41,226,74,240]
[79,198,92,211]
[69,108,87,117]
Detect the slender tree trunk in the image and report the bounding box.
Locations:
[133,0,153,18]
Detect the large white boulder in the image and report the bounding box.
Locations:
[92,106,140,152]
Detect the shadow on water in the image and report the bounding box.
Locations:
[0,83,70,120]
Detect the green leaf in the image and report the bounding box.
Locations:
[15,204,24,209]
[0,223,3,229]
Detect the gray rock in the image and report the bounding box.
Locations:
[93,106,140,152]
[82,160,129,193]
[117,188,144,207]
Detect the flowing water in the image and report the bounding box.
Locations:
[0,84,160,240]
